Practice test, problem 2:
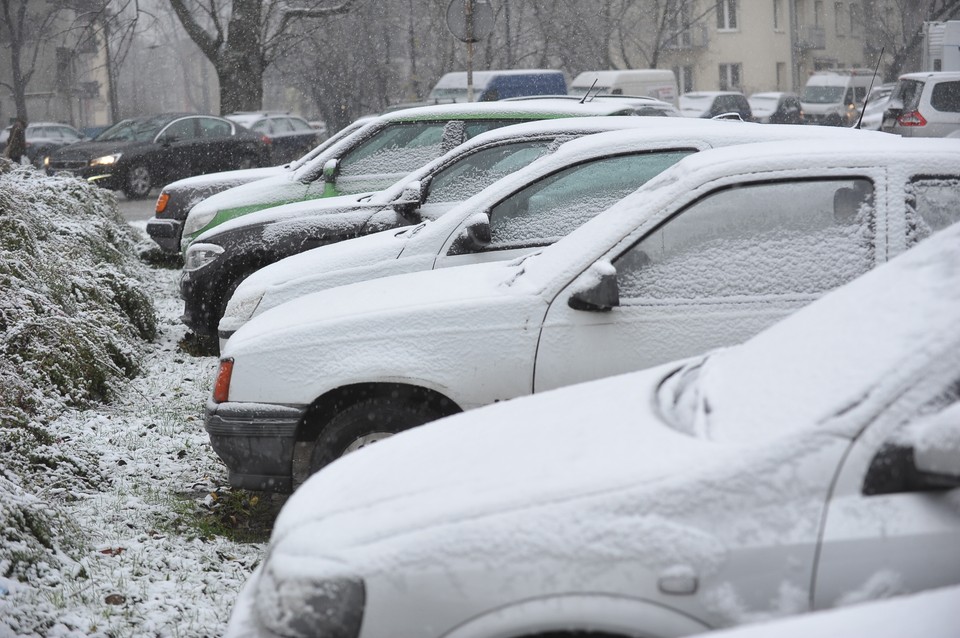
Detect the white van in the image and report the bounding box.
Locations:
[800,69,878,125]
[570,69,678,105]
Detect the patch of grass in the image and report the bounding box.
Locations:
[166,489,286,544]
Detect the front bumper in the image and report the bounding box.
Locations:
[180,264,229,338]
[146,217,183,253]
[205,400,308,493]
[47,164,121,190]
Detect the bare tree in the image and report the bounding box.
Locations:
[165,0,353,114]
[0,0,64,121]
[864,0,960,79]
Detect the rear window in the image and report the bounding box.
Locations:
[930,81,960,112]
[891,79,924,110]
[906,177,960,247]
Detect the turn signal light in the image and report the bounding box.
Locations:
[897,110,927,127]
[213,358,234,403]
[155,192,169,214]
[261,135,272,145]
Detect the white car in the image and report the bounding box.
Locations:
[224,221,960,638]
[207,137,960,492]
[219,120,888,345]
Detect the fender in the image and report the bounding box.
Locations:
[440,594,710,638]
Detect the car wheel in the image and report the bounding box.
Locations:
[123,164,152,199]
[309,397,444,473]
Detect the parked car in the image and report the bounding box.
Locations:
[182,116,700,341]
[569,69,679,104]
[427,69,567,102]
[224,219,960,637]
[217,121,886,347]
[882,71,960,137]
[146,117,374,254]
[800,69,877,126]
[179,100,674,250]
[679,91,753,120]
[858,82,897,130]
[45,113,269,199]
[206,135,959,492]
[693,585,959,638]
[0,121,88,166]
[224,112,320,164]
[504,94,681,116]
[747,92,804,124]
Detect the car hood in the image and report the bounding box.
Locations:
[189,171,306,218]
[50,139,149,160]
[225,259,531,354]
[165,165,287,193]
[266,366,842,578]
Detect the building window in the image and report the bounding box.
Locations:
[717,0,737,31]
[719,63,742,91]
[815,0,824,28]
[849,3,862,36]
[774,0,782,30]
[776,62,787,90]
[835,2,845,35]
[674,65,695,93]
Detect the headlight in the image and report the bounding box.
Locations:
[43,156,50,167]
[182,205,218,239]
[183,242,224,271]
[254,558,365,638]
[89,153,121,166]
[222,288,265,325]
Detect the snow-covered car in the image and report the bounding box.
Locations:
[179,100,660,251]
[182,116,702,340]
[218,120,889,346]
[206,137,960,492]
[679,91,753,120]
[858,82,896,131]
[146,116,373,254]
[691,585,959,638]
[224,221,960,637]
[747,92,804,124]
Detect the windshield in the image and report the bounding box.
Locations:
[801,85,846,104]
[95,115,173,142]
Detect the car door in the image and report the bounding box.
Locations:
[196,116,239,172]
[153,118,201,182]
[436,150,697,270]
[533,171,886,393]
[813,362,960,609]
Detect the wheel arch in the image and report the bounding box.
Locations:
[297,381,463,443]
[438,595,710,638]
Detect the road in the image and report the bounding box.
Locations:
[117,188,161,222]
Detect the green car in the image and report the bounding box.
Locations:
[180,99,655,250]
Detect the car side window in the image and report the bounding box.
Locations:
[486,151,694,250]
[198,117,231,138]
[252,120,271,133]
[930,81,960,113]
[905,177,960,247]
[614,178,876,300]
[425,140,553,204]
[271,117,295,133]
[338,121,450,177]
[162,119,198,141]
[288,117,312,132]
[463,119,524,140]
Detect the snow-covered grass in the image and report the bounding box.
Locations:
[0,165,274,637]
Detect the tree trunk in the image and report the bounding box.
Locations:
[216,0,265,113]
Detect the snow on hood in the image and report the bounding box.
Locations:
[194,192,376,242]
[681,221,960,443]
[188,171,307,220]
[224,259,528,355]
[265,365,841,581]
[162,165,287,194]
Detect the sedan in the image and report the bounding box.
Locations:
[46,113,269,199]
[224,112,321,164]
[224,219,960,637]
[0,121,88,166]
[747,92,804,124]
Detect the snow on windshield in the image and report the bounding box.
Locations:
[424,140,554,203]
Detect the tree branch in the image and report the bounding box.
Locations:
[167,0,221,60]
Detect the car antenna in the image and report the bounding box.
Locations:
[855,46,884,130]
[579,78,598,104]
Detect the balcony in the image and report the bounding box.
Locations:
[663,24,709,50]
[797,25,826,50]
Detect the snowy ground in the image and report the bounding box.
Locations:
[1,223,269,638]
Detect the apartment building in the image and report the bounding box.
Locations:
[653,0,872,96]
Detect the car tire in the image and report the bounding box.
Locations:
[309,397,444,472]
[123,164,152,199]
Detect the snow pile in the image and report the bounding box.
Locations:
[0,165,155,428]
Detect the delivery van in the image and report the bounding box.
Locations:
[570,69,679,105]
[428,69,567,102]
[800,69,878,126]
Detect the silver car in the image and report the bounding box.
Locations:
[882,71,960,137]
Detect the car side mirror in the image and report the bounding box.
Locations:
[448,212,491,255]
[393,180,423,220]
[323,158,340,184]
[864,413,960,496]
[568,261,620,312]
